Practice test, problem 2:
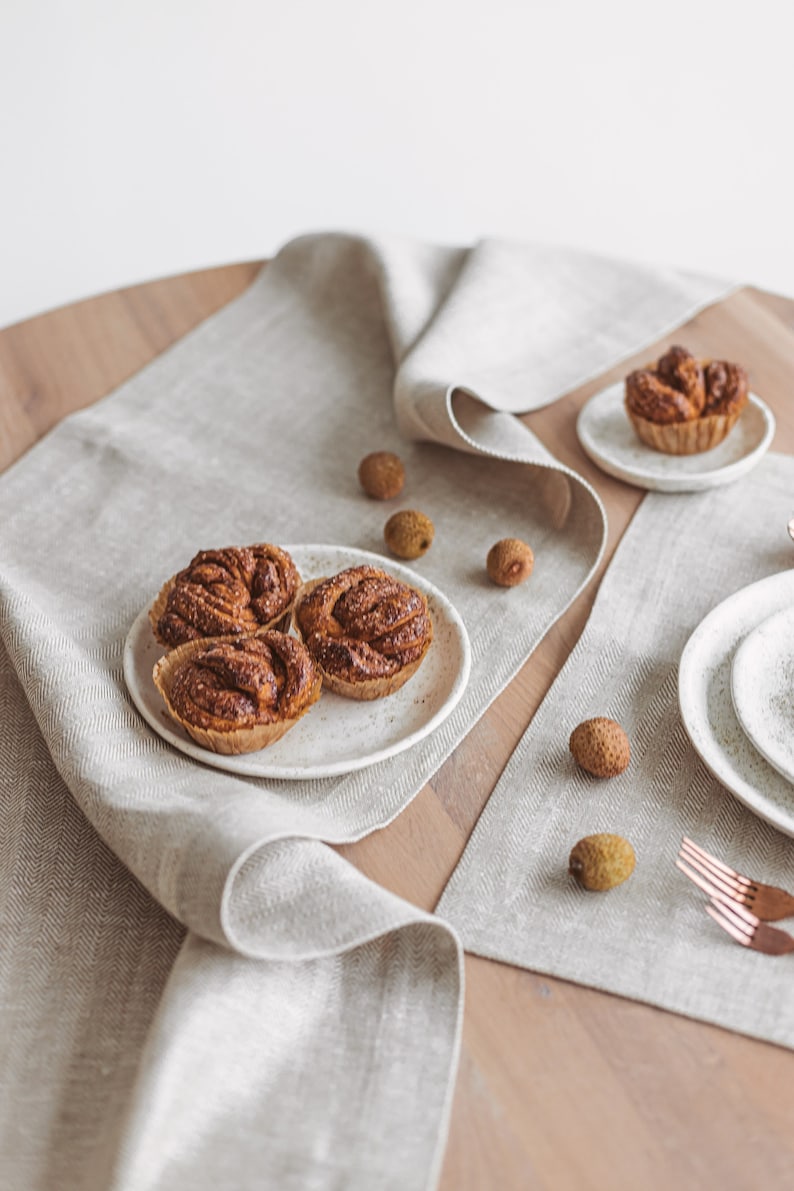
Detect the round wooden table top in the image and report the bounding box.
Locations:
[4,265,794,1189]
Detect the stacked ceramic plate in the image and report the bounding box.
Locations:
[678,571,794,836]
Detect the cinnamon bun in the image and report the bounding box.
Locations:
[293,564,433,700]
[150,544,300,649]
[625,346,749,455]
[153,631,321,754]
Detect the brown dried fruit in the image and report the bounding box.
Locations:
[569,833,635,891]
[384,510,434,559]
[358,451,405,500]
[569,717,630,778]
[486,538,534,587]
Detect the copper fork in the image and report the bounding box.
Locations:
[676,836,794,921]
[706,896,794,955]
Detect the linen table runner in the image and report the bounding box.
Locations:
[0,233,731,1190]
[438,452,794,1049]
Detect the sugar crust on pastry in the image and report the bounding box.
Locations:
[294,564,433,700]
[153,631,321,754]
[150,544,300,649]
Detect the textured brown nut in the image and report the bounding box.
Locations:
[358,451,405,500]
[569,833,635,891]
[486,538,534,587]
[384,510,434,559]
[569,717,630,778]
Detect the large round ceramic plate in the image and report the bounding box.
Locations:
[577,382,775,492]
[730,606,794,786]
[123,544,471,780]
[678,571,794,837]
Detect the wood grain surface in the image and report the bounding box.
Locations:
[3,267,794,1190]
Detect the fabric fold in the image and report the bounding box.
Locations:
[105,925,464,1191]
[0,231,734,1189]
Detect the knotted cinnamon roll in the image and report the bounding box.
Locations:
[294,565,433,699]
[625,346,749,455]
[150,544,300,649]
[153,631,321,754]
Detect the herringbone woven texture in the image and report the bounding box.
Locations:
[439,452,794,1049]
[0,233,730,1189]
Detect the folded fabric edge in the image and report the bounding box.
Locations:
[104,923,465,1191]
[221,832,462,961]
[538,283,742,408]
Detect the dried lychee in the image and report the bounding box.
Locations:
[358,451,405,500]
[384,510,434,559]
[569,833,635,891]
[569,717,630,778]
[486,538,534,587]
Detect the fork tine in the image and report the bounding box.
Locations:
[681,837,753,889]
[676,849,746,900]
[705,894,762,942]
[712,897,760,928]
[676,857,735,902]
[706,903,752,946]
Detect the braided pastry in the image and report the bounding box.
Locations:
[294,565,433,700]
[150,544,300,649]
[153,631,321,754]
[624,346,749,455]
[625,346,705,424]
[703,360,749,416]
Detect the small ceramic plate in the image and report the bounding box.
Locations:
[731,606,794,786]
[123,544,471,780]
[577,382,775,493]
[678,571,794,837]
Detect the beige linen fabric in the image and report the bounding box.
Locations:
[0,233,732,1190]
[438,452,794,1047]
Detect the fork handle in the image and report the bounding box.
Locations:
[756,890,794,922]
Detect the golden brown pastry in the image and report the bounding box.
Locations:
[702,360,749,416]
[153,631,321,755]
[293,564,433,700]
[625,346,749,455]
[626,346,705,424]
[150,544,300,649]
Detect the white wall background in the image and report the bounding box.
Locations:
[2,0,793,329]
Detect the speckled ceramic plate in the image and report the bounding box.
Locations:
[678,571,794,836]
[577,382,775,492]
[123,544,471,779]
[730,606,794,787]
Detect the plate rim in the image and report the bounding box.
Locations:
[576,382,775,493]
[678,570,794,836]
[730,605,794,785]
[123,543,472,780]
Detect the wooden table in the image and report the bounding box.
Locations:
[4,266,794,1189]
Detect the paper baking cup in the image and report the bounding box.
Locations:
[152,635,321,754]
[626,407,742,456]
